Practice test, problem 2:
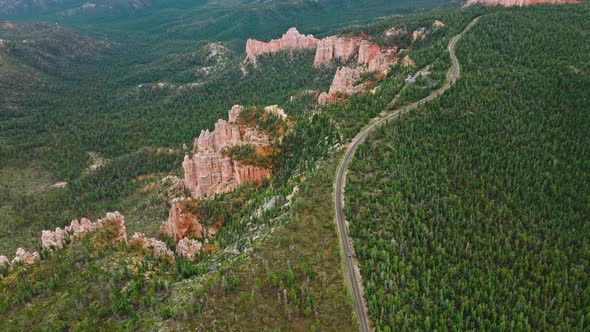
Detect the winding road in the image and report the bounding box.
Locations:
[334,16,481,332]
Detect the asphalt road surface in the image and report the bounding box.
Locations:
[334,16,482,332]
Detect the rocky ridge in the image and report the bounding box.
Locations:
[244,23,446,105]
[317,20,446,104]
[245,27,318,64]
[0,209,211,272]
[1,212,128,271]
[41,212,127,250]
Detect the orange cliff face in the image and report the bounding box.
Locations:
[245,27,318,64]
[161,105,287,243]
[182,105,272,199]
[465,0,580,6]
[314,36,361,67]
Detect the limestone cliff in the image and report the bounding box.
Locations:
[465,0,579,6]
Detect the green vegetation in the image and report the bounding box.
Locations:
[2,0,587,329]
[324,8,484,140]
[0,3,483,327]
[158,152,355,331]
[346,4,590,330]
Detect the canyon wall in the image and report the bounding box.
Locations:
[465,0,579,6]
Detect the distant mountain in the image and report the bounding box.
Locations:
[0,21,111,111]
[0,0,164,17]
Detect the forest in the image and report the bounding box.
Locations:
[1,0,588,329]
[346,4,590,330]
[0,1,487,327]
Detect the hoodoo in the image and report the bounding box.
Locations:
[245,27,318,64]
[182,105,273,199]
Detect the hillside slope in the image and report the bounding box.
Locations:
[346,3,589,330]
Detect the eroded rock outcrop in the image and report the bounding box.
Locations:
[183,105,275,199]
[433,20,446,29]
[176,237,203,261]
[245,27,318,64]
[314,36,361,67]
[412,28,426,41]
[402,55,415,67]
[318,45,398,105]
[11,248,40,265]
[465,0,579,6]
[160,199,221,242]
[0,212,129,272]
[357,40,382,65]
[41,212,127,250]
[329,66,367,96]
[130,233,174,258]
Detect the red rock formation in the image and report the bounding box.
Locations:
[357,41,382,65]
[317,92,332,106]
[245,27,318,64]
[194,105,269,153]
[318,46,398,105]
[401,55,415,67]
[264,105,287,120]
[314,36,361,67]
[329,66,367,96]
[160,200,212,242]
[412,28,426,41]
[368,49,398,73]
[183,105,273,199]
[465,0,579,6]
[130,233,174,258]
[176,237,202,260]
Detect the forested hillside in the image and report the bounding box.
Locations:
[0,0,456,255]
[346,4,589,330]
[1,0,588,329]
[0,2,487,328]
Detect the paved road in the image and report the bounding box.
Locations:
[334,16,481,332]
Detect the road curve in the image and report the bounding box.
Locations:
[334,16,481,332]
